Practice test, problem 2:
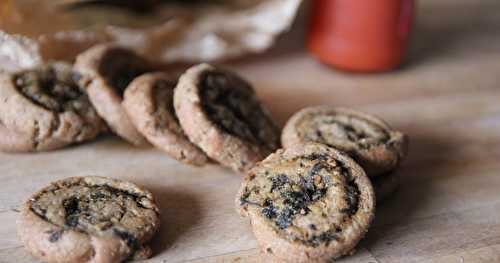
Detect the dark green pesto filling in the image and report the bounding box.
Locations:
[304,117,390,150]
[113,228,140,253]
[97,50,150,96]
[341,180,360,216]
[60,185,143,229]
[31,184,147,248]
[200,71,277,149]
[14,66,88,113]
[307,228,342,246]
[259,162,331,229]
[108,67,147,96]
[240,154,361,247]
[47,229,64,243]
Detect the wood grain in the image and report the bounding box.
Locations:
[1,0,500,262]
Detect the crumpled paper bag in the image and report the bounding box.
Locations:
[0,0,302,71]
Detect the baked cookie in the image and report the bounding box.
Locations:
[0,63,105,152]
[282,106,408,177]
[372,172,400,202]
[75,44,152,145]
[17,176,160,263]
[123,72,208,166]
[174,63,280,172]
[0,122,34,152]
[237,143,375,262]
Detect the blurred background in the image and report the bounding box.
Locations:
[1,1,500,262]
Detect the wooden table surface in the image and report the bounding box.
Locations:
[1,0,500,262]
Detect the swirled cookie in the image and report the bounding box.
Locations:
[237,143,375,262]
[0,63,105,152]
[282,106,408,177]
[17,176,160,263]
[174,63,280,172]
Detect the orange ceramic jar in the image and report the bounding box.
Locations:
[308,0,415,72]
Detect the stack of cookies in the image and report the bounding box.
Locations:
[236,107,408,262]
[0,44,281,173]
[7,44,408,262]
[75,44,281,172]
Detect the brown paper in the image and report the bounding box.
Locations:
[0,0,302,71]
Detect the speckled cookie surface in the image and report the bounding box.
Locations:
[75,44,152,146]
[0,63,105,152]
[17,176,160,263]
[174,63,280,172]
[123,72,208,166]
[237,143,375,263]
[282,106,408,177]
